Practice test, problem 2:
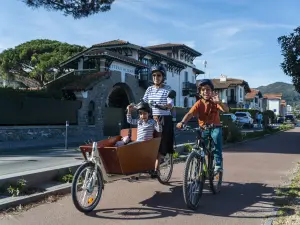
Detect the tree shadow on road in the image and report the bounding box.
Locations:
[224,129,300,155]
[87,180,286,221]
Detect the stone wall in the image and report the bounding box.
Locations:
[0,125,99,143]
[0,71,147,144]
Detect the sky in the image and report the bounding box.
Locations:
[0,0,299,88]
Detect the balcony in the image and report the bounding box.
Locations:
[182,82,197,97]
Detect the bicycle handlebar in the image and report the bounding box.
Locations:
[179,123,222,132]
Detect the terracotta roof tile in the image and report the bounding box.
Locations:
[63,71,111,91]
[92,39,129,47]
[211,77,251,92]
[84,49,148,68]
[263,93,282,99]
[146,43,201,56]
[245,88,262,99]
[281,100,286,106]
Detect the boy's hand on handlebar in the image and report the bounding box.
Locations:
[176,122,184,129]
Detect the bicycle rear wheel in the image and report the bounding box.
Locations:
[157,153,173,184]
[183,151,205,210]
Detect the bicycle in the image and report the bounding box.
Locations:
[181,123,223,210]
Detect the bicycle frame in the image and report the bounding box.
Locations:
[189,127,216,177]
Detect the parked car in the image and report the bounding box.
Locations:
[285,114,296,125]
[223,113,237,122]
[277,116,285,124]
[235,112,254,128]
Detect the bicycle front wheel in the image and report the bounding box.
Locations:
[183,151,205,210]
[71,162,103,213]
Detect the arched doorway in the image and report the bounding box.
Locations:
[104,83,135,135]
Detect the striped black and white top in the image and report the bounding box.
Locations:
[143,85,174,116]
[127,114,162,141]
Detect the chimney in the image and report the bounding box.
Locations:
[220,74,227,82]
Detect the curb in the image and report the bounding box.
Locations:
[0,183,71,211]
[0,162,82,188]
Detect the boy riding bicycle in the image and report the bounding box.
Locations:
[176,79,229,172]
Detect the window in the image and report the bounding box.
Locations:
[88,101,95,125]
[184,97,188,107]
[239,88,242,99]
[167,52,172,58]
[184,71,188,82]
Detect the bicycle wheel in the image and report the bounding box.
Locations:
[208,150,223,194]
[71,162,104,213]
[183,151,205,210]
[157,153,173,184]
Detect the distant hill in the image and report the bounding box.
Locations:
[256,82,300,106]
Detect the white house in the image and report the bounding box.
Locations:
[211,75,251,108]
[245,88,263,112]
[263,93,283,116]
[287,104,293,114]
[59,40,205,108]
[146,43,204,107]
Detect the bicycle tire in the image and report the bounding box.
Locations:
[157,153,173,184]
[208,147,223,194]
[71,162,103,213]
[183,151,205,210]
[157,128,176,184]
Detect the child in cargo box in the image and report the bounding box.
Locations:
[115,102,162,147]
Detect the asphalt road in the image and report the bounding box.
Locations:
[0,131,196,177]
[1,127,300,225]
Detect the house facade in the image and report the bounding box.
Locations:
[245,88,263,112]
[45,40,204,136]
[211,75,251,108]
[58,40,204,108]
[263,93,283,116]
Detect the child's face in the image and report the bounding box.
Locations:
[139,110,149,120]
[200,85,213,100]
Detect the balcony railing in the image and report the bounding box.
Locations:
[182,82,197,97]
[138,72,152,89]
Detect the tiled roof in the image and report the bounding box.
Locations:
[245,88,262,99]
[281,100,286,106]
[263,93,282,99]
[211,77,251,92]
[146,43,202,56]
[63,71,111,91]
[92,39,130,47]
[84,49,148,68]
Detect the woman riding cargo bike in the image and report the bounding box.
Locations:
[142,64,175,181]
[176,79,229,209]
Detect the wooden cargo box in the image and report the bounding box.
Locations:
[80,128,162,175]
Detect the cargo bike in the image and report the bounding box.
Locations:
[71,127,174,213]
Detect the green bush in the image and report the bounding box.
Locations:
[221,116,242,143]
[263,110,276,123]
[0,87,63,99]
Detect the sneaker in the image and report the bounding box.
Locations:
[214,157,223,173]
[214,165,223,173]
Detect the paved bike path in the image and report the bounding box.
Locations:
[1,128,300,225]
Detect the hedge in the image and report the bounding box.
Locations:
[0,87,63,99]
